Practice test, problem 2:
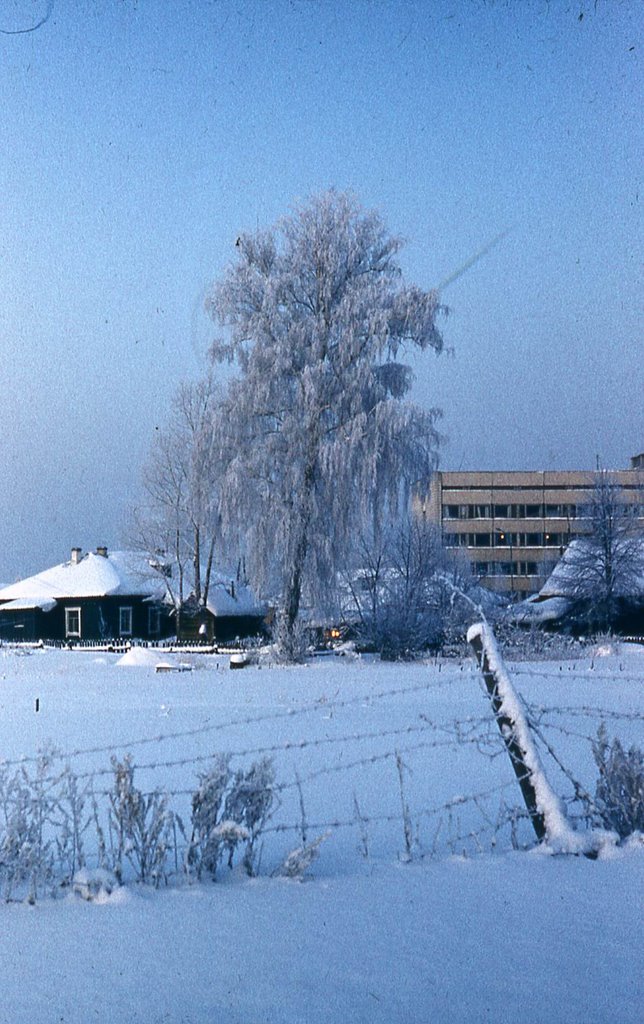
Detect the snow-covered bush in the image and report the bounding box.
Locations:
[368,590,443,661]
[0,748,62,901]
[275,832,328,881]
[592,725,643,840]
[345,519,470,660]
[56,767,92,883]
[72,867,117,901]
[185,755,276,879]
[108,755,173,885]
[185,755,232,880]
[223,757,276,875]
[271,613,310,664]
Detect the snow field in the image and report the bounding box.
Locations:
[0,643,642,1023]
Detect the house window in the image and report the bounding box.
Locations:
[119,606,133,637]
[65,607,81,638]
[148,606,161,636]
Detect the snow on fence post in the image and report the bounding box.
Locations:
[467,622,599,855]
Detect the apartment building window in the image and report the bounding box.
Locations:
[474,563,489,577]
[494,562,517,577]
[473,533,492,547]
[525,505,542,518]
[495,531,516,547]
[444,533,467,547]
[517,561,539,576]
[494,504,511,518]
[525,533,541,547]
[545,504,576,518]
[543,532,564,547]
[467,504,491,519]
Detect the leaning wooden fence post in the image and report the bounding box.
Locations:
[467,622,588,853]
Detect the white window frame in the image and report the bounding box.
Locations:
[65,607,81,639]
[119,606,133,637]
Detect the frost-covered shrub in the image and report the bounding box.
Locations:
[365,591,442,661]
[224,757,276,875]
[0,748,62,901]
[272,613,310,664]
[185,755,232,880]
[345,519,473,660]
[275,832,328,881]
[72,867,117,902]
[108,755,173,885]
[56,767,92,883]
[592,725,644,840]
[186,755,275,879]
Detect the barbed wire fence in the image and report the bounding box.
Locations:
[0,649,642,902]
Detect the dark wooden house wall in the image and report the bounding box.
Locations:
[0,597,173,643]
[179,609,267,644]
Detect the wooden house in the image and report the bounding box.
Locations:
[0,547,173,643]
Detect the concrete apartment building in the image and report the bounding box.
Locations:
[417,455,644,596]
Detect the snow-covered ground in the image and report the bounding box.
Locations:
[0,642,642,1023]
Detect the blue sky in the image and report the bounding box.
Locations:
[1,0,642,579]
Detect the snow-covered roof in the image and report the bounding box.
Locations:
[540,537,644,599]
[0,596,58,613]
[510,535,644,625]
[205,578,266,618]
[509,593,573,625]
[0,550,169,607]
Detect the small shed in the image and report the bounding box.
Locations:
[178,578,268,644]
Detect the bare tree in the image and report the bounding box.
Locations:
[340,516,473,659]
[131,373,223,632]
[206,189,446,656]
[556,471,644,632]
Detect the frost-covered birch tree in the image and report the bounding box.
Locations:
[206,189,446,655]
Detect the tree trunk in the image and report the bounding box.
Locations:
[284,535,307,632]
[280,461,315,651]
[203,534,216,607]
[174,528,184,639]
[193,525,201,604]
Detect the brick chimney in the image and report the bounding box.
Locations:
[71,547,82,565]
